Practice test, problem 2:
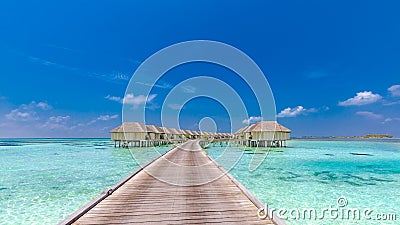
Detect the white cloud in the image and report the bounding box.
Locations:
[145,104,159,111]
[112,73,130,81]
[105,95,121,102]
[123,94,156,105]
[87,114,119,125]
[136,81,171,89]
[168,104,183,110]
[382,117,400,124]
[388,85,400,97]
[277,105,324,118]
[28,55,131,84]
[383,100,400,106]
[242,116,263,124]
[339,91,382,106]
[278,106,306,118]
[0,99,119,137]
[26,101,52,110]
[105,94,156,106]
[5,101,52,121]
[384,118,392,123]
[97,114,118,121]
[36,102,52,110]
[355,111,383,119]
[41,115,71,130]
[181,85,196,93]
[306,108,318,113]
[29,56,66,68]
[6,109,36,121]
[49,115,70,123]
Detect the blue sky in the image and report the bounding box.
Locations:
[0,0,399,137]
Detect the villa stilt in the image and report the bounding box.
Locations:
[234,121,291,147]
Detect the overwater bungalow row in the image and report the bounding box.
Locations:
[110,121,290,148]
[234,121,291,147]
[110,122,233,148]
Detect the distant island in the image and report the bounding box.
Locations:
[361,134,393,138]
[295,134,393,139]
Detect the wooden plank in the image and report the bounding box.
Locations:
[59,140,284,225]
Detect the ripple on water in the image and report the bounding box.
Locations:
[350,152,374,156]
[0,139,172,224]
[207,140,400,225]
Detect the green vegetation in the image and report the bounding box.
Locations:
[362,134,393,138]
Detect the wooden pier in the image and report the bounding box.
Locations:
[60,140,285,225]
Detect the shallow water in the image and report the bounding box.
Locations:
[0,139,171,224]
[207,140,400,224]
[1,139,399,224]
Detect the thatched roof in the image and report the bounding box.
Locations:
[168,128,182,135]
[110,122,242,136]
[234,125,249,134]
[192,131,200,135]
[236,121,291,133]
[110,122,147,133]
[146,125,164,133]
[250,121,291,132]
[110,125,121,133]
[160,127,173,134]
[184,130,194,135]
[242,124,256,133]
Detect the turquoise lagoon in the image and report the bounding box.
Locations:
[0,139,171,224]
[0,139,399,224]
[208,139,400,224]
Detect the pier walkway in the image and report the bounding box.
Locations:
[60,140,284,225]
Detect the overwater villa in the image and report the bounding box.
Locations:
[192,130,201,139]
[111,122,231,147]
[110,121,290,148]
[162,127,184,143]
[234,121,291,147]
[110,122,148,147]
[181,130,190,139]
[160,127,172,140]
[146,125,165,145]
